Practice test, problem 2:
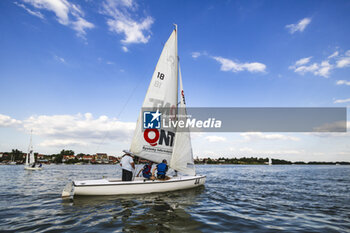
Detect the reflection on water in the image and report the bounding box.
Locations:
[0,165,350,232]
[68,187,205,232]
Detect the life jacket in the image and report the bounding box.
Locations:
[142,164,152,176]
[157,163,168,175]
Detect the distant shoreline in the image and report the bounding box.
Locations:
[1,149,349,165]
[1,162,349,166]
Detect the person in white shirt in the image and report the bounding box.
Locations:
[120,153,135,181]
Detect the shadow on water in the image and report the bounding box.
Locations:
[61,186,205,232]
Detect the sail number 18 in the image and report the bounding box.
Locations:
[157,72,165,80]
[154,72,165,88]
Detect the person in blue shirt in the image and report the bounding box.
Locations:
[137,161,153,179]
[152,159,168,180]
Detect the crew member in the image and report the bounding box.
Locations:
[120,153,135,181]
[137,161,153,179]
[152,159,168,180]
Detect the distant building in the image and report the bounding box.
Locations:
[108,156,118,164]
[83,155,94,161]
[95,153,108,164]
[62,155,75,162]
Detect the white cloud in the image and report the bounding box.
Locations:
[315,60,332,77]
[0,113,134,149]
[15,1,44,19]
[54,55,66,63]
[236,147,301,155]
[205,135,227,142]
[286,17,311,34]
[313,121,347,132]
[22,113,135,143]
[289,50,350,78]
[293,62,319,74]
[122,46,128,52]
[265,150,301,155]
[212,56,266,73]
[0,114,22,127]
[101,0,154,49]
[336,57,350,68]
[239,147,254,153]
[241,132,300,141]
[336,80,350,86]
[328,51,339,59]
[289,59,332,78]
[71,17,94,37]
[191,52,201,59]
[295,56,312,66]
[21,0,94,38]
[334,98,350,104]
[0,113,137,152]
[40,139,89,147]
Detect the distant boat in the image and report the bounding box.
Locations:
[62,25,206,197]
[268,157,272,166]
[24,130,42,171]
[8,154,16,165]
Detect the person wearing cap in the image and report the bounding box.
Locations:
[152,159,168,180]
[137,160,153,179]
[120,153,135,181]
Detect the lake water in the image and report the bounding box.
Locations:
[0,165,349,232]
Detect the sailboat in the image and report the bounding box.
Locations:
[62,25,206,197]
[24,131,42,170]
[268,157,272,166]
[8,155,16,165]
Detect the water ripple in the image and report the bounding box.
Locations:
[0,165,349,232]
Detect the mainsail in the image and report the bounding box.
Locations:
[170,65,196,175]
[26,130,34,166]
[130,27,178,164]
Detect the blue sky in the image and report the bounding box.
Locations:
[0,0,349,161]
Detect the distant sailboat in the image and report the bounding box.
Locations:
[62,25,206,197]
[24,130,42,170]
[268,157,272,166]
[9,155,16,165]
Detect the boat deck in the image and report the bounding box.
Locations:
[74,175,203,187]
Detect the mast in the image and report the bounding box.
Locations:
[26,130,32,165]
[170,63,196,175]
[174,23,178,110]
[29,130,33,164]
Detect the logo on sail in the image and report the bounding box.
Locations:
[143,110,161,129]
[143,129,175,147]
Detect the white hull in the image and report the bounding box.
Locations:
[71,175,206,196]
[24,166,42,170]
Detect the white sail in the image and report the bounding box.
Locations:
[268,157,272,165]
[26,130,34,166]
[130,27,178,164]
[170,65,196,175]
[25,148,29,166]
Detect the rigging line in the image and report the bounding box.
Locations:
[132,165,140,181]
[93,80,142,155]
